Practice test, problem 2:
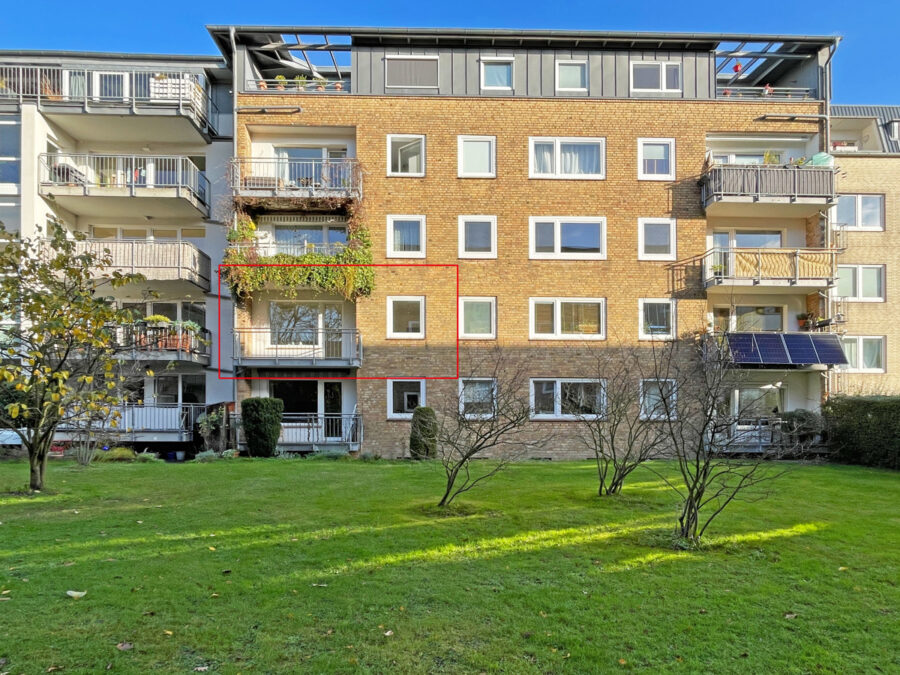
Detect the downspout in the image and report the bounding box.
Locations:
[229,25,239,412]
[821,39,840,402]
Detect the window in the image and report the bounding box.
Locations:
[640,379,676,420]
[529,217,606,259]
[384,56,439,89]
[459,378,496,418]
[638,218,676,261]
[529,137,605,179]
[387,380,426,419]
[836,265,885,302]
[480,58,513,90]
[458,215,497,259]
[556,60,588,92]
[0,117,21,184]
[457,135,496,178]
[638,138,676,180]
[0,201,20,232]
[531,379,604,419]
[639,299,676,340]
[387,296,425,339]
[733,306,785,332]
[269,302,341,345]
[833,194,885,231]
[386,215,426,258]
[630,62,681,93]
[268,217,347,255]
[459,297,496,339]
[387,135,425,177]
[530,298,606,340]
[841,336,885,373]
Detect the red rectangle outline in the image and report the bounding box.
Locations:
[217,263,460,381]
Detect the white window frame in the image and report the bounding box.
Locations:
[637,138,676,181]
[480,57,514,91]
[638,299,677,341]
[529,297,607,341]
[386,379,427,419]
[386,134,426,178]
[387,295,425,339]
[529,378,605,420]
[457,215,498,259]
[383,55,440,90]
[832,194,885,231]
[459,296,496,340]
[840,336,886,373]
[459,378,497,419]
[0,117,21,188]
[528,137,606,180]
[835,264,886,302]
[640,379,677,421]
[386,214,426,259]
[630,61,682,93]
[638,217,677,261]
[555,60,588,93]
[457,135,496,178]
[529,217,607,260]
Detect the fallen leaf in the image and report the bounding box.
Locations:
[312,583,328,587]
[618,658,627,665]
[136,521,143,524]
[47,667,63,672]
[62,562,75,567]
[66,590,87,599]
[838,566,848,571]
[784,612,797,619]
[0,597,9,601]
[699,608,707,614]
[194,668,209,672]
[163,630,173,636]
[208,547,216,551]
[383,630,393,637]
[211,593,219,598]
[116,642,133,651]
[1,590,8,595]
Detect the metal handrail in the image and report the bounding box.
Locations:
[233,327,362,365]
[113,324,211,358]
[245,78,350,93]
[717,85,815,99]
[701,246,838,284]
[58,403,206,433]
[231,157,362,200]
[228,241,348,257]
[233,412,362,445]
[700,164,836,203]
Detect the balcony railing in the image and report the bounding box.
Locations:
[46,239,211,290]
[233,328,362,366]
[0,65,215,132]
[228,241,348,258]
[39,153,209,209]
[245,78,350,94]
[58,403,205,436]
[702,247,838,286]
[233,413,362,447]
[700,165,836,207]
[716,86,816,100]
[231,158,361,200]
[114,324,210,361]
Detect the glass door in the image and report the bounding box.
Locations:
[323,382,343,440]
[711,231,731,277]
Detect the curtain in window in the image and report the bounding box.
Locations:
[392,220,421,252]
[463,302,492,335]
[841,339,858,369]
[532,142,553,174]
[862,339,882,369]
[560,143,600,174]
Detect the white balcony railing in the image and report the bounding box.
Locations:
[231,158,361,200]
[233,413,362,446]
[245,78,350,94]
[702,246,838,286]
[228,241,348,258]
[58,403,205,435]
[234,328,362,366]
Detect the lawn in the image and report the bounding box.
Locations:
[0,459,897,674]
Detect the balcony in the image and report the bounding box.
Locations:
[228,241,348,258]
[39,153,209,218]
[0,64,216,142]
[716,86,816,100]
[231,158,361,202]
[705,331,848,370]
[115,324,211,365]
[233,328,362,368]
[50,239,211,292]
[702,247,838,292]
[699,165,836,217]
[233,413,362,451]
[245,78,350,94]
[56,403,205,443]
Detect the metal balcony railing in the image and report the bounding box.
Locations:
[716,85,816,99]
[113,324,210,360]
[245,78,350,94]
[233,328,362,366]
[702,246,838,286]
[228,241,348,258]
[700,165,836,206]
[58,403,205,434]
[233,412,362,446]
[39,153,209,208]
[231,158,361,200]
[0,65,216,132]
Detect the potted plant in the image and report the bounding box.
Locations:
[334,81,344,91]
[314,77,326,91]
[142,314,172,349]
[293,75,307,91]
[796,313,810,330]
[274,74,287,91]
[257,79,268,90]
[711,263,726,278]
[180,320,204,351]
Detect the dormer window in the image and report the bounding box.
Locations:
[630,62,681,93]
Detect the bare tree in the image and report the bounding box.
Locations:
[434,348,547,507]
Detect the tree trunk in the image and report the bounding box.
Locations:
[438,467,459,507]
[29,448,48,491]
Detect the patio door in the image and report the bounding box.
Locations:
[270,380,343,443]
[323,382,342,440]
[733,385,784,445]
[270,302,343,358]
[92,71,129,101]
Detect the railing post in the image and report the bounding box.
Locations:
[794,250,800,284]
[757,249,762,283]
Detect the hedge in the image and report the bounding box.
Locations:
[821,396,900,469]
[409,406,437,459]
[241,397,284,458]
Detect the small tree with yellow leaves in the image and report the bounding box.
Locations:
[0,223,143,490]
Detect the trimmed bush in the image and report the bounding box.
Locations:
[822,396,900,469]
[94,447,136,462]
[135,451,161,463]
[241,397,284,458]
[193,450,220,463]
[409,406,437,459]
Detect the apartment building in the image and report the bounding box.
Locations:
[0,51,235,449]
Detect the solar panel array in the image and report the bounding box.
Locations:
[724,332,849,366]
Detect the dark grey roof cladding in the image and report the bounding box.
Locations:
[832,105,900,153]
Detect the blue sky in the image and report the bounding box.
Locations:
[0,0,895,104]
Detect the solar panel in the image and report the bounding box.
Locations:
[753,333,790,364]
[810,333,850,365]
[726,333,762,363]
[783,333,818,364]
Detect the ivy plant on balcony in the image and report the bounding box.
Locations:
[222,213,374,302]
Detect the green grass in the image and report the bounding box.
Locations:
[0,459,897,674]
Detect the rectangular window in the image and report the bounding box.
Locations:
[639,299,676,340]
[530,298,606,340]
[269,302,342,345]
[841,336,885,373]
[480,58,513,90]
[556,60,588,92]
[640,379,676,420]
[458,215,497,259]
[386,215,426,258]
[387,380,426,419]
[387,296,425,339]
[0,200,20,232]
[529,217,606,260]
[836,265,885,301]
[638,218,676,260]
[531,378,604,419]
[457,135,496,178]
[630,62,681,93]
[734,306,784,332]
[384,56,439,89]
[0,117,21,184]
[638,138,675,180]
[529,137,605,179]
[460,378,496,418]
[833,194,885,231]
[387,134,425,177]
[459,297,496,339]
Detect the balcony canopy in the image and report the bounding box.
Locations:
[724,332,848,367]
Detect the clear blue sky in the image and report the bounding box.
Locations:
[0,0,895,104]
